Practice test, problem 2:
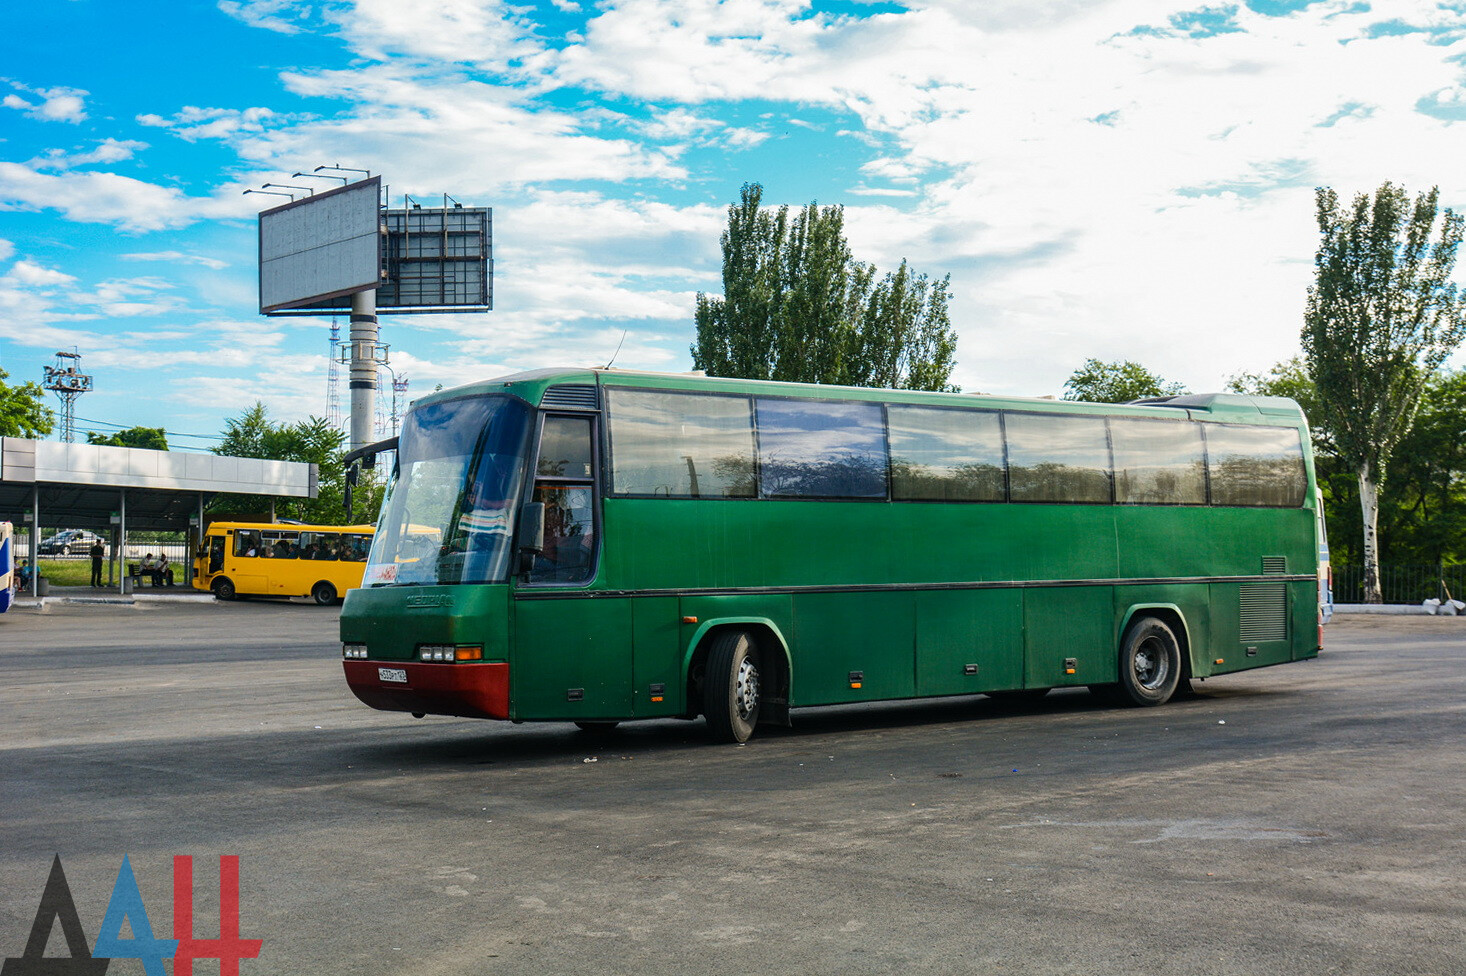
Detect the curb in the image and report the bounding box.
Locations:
[1332,603,1448,616]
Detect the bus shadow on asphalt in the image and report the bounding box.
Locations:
[350,681,1296,769]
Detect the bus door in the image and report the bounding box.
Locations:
[208,534,226,576]
[513,413,634,720]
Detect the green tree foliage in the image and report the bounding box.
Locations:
[692,183,958,391]
[0,367,55,438]
[87,426,168,450]
[1303,183,1466,601]
[1378,369,1466,565]
[1062,358,1187,403]
[212,403,379,524]
[1231,360,1466,570]
[1228,355,1327,448]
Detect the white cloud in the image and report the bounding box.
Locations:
[325,0,544,66]
[221,65,686,191]
[5,260,77,288]
[135,105,281,141]
[216,0,306,34]
[121,251,230,270]
[3,82,88,123]
[30,138,149,170]
[0,162,255,231]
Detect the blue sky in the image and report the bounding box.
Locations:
[3,0,1466,450]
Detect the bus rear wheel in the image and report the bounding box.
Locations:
[1116,616,1182,706]
[703,630,761,744]
[212,577,236,601]
[311,581,337,606]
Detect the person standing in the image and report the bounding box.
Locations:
[89,539,104,588]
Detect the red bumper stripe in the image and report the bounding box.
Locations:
[343,660,510,720]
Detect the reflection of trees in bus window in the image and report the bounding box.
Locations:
[1110,418,1207,505]
[607,389,756,498]
[1005,412,1113,504]
[1204,424,1306,507]
[888,405,1005,502]
[755,399,887,499]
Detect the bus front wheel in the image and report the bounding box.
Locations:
[311,582,337,606]
[1116,616,1182,706]
[703,630,761,744]
[212,577,236,601]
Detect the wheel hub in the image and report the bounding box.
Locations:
[1134,638,1167,689]
[735,659,760,720]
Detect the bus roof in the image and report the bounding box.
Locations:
[409,368,1307,426]
[207,522,376,533]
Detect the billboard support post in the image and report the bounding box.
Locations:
[349,289,379,456]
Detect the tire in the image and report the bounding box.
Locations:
[1116,616,1182,706]
[212,577,236,601]
[574,721,620,734]
[311,581,337,606]
[702,630,762,744]
[985,688,1051,703]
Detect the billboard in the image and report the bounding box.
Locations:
[258,177,383,314]
[265,203,492,316]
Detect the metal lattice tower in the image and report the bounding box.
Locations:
[391,375,409,437]
[42,349,93,443]
[327,321,343,429]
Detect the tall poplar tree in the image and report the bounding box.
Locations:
[1303,183,1466,603]
[693,183,957,391]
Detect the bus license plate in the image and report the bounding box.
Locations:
[378,667,408,684]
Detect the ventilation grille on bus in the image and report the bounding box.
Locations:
[1261,556,1287,575]
[540,384,599,410]
[1239,583,1288,642]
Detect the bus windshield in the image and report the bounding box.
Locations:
[364,394,533,587]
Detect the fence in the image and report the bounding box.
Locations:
[1331,564,1466,605]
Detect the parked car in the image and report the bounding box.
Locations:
[37,529,103,556]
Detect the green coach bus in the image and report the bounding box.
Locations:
[340,368,1326,743]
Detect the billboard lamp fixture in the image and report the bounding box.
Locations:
[316,164,371,179]
[294,171,348,184]
[264,183,313,196]
[243,189,293,200]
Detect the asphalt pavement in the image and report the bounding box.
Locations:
[0,603,1461,975]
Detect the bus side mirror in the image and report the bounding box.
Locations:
[516,502,545,575]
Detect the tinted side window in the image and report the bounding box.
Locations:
[1205,424,1306,507]
[537,416,594,479]
[607,389,756,498]
[756,398,888,499]
[1110,418,1207,505]
[888,404,1005,501]
[1005,412,1112,503]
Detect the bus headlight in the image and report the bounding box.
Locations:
[342,643,368,659]
[417,644,483,662]
[419,644,454,662]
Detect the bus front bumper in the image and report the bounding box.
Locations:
[343,660,509,720]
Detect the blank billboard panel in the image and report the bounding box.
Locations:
[265,204,492,315]
[258,177,382,313]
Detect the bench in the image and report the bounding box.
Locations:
[127,564,175,588]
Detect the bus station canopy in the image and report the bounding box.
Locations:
[0,437,316,532]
